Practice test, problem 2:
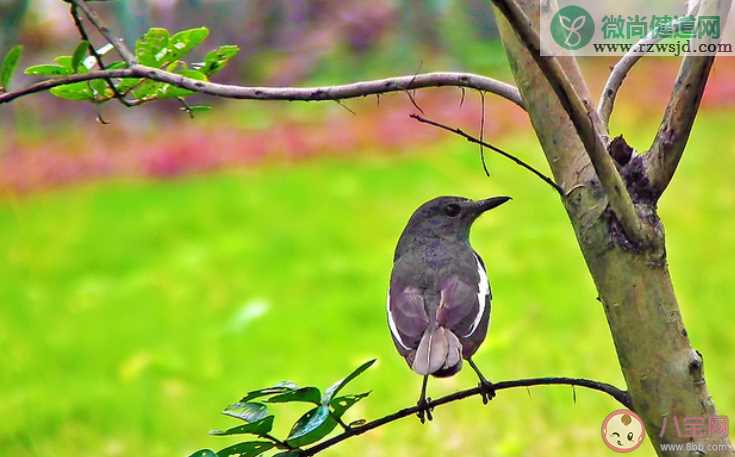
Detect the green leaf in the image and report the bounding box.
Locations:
[169,26,209,61]
[131,79,162,99]
[200,45,239,75]
[322,359,376,404]
[24,64,69,77]
[187,105,212,114]
[135,27,170,67]
[72,40,89,72]
[330,392,370,416]
[89,79,112,99]
[0,45,22,91]
[106,61,128,70]
[216,441,274,457]
[116,77,142,92]
[209,416,274,437]
[273,452,302,457]
[222,402,270,423]
[188,450,217,457]
[49,81,93,101]
[240,381,300,403]
[286,405,337,448]
[268,387,321,405]
[54,56,74,72]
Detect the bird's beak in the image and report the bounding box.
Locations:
[474,196,512,214]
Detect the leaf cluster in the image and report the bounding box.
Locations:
[1,26,239,113]
[191,359,376,457]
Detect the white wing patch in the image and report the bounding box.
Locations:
[464,254,489,337]
[387,290,411,350]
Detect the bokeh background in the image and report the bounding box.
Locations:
[1,1,734,456]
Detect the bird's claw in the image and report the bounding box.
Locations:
[478,380,496,405]
[416,397,434,423]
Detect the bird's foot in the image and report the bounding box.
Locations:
[416,397,434,423]
[478,380,496,405]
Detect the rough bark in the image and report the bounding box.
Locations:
[494,2,732,456]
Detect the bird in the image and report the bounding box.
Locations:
[386,195,510,422]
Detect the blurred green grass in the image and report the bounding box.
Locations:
[1,109,733,457]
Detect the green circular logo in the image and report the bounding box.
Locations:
[551,5,594,50]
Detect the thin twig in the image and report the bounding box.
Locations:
[410,113,563,195]
[300,376,631,456]
[404,61,425,114]
[69,4,132,107]
[69,0,136,64]
[478,90,489,176]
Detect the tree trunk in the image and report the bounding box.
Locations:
[494,2,733,455]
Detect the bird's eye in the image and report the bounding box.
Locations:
[627,432,634,441]
[444,204,461,217]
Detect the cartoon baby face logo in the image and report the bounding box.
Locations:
[602,409,645,452]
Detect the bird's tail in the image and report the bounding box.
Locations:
[411,326,463,377]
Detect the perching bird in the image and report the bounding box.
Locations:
[387,195,510,422]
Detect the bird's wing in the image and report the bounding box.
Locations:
[436,252,491,341]
[387,285,429,356]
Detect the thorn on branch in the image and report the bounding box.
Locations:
[95,110,110,125]
[177,97,195,119]
[333,99,356,116]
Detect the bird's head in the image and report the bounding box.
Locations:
[402,195,511,242]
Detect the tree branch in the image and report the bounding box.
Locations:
[491,0,648,245]
[69,3,133,107]
[598,2,700,130]
[645,0,732,197]
[69,0,137,65]
[300,377,631,456]
[0,66,525,108]
[410,113,563,195]
[2,3,524,108]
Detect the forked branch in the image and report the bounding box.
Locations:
[490,0,648,245]
[645,0,732,197]
[69,0,136,64]
[597,1,701,130]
